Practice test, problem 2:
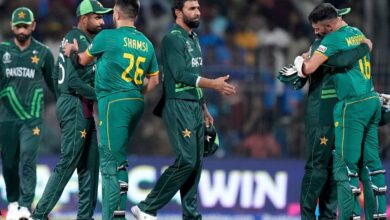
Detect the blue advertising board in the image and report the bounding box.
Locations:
[1,157,389,219]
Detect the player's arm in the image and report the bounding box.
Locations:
[302,52,328,76]
[162,34,199,86]
[202,102,214,126]
[142,51,160,94]
[295,35,340,77]
[142,74,159,94]
[42,48,56,94]
[66,59,96,100]
[51,61,61,100]
[64,38,94,67]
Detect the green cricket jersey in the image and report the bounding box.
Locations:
[0,38,54,121]
[305,39,337,126]
[316,25,374,100]
[86,26,159,99]
[53,27,96,100]
[161,24,203,101]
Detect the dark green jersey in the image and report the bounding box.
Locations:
[306,39,336,126]
[317,25,374,100]
[53,27,96,100]
[0,38,54,121]
[87,26,159,99]
[161,24,203,101]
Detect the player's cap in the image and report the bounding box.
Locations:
[11,7,34,26]
[76,0,112,17]
[337,7,351,16]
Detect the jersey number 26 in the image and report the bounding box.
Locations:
[121,53,146,85]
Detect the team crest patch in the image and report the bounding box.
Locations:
[2,52,11,63]
[317,45,327,53]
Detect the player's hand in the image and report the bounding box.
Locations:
[362,38,373,52]
[203,107,214,127]
[279,64,297,77]
[214,75,236,96]
[63,38,79,57]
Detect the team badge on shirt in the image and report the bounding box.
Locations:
[31,55,40,64]
[2,52,11,63]
[80,129,87,139]
[317,45,327,53]
[182,128,191,138]
[320,136,328,145]
[32,127,40,136]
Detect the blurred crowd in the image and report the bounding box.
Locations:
[1,0,390,160]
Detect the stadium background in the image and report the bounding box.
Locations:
[0,0,390,219]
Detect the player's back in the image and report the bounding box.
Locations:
[90,27,156,99]
[319,25,374,100]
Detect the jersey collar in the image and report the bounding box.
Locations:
[172,24,197,39]
[73,27,92,42]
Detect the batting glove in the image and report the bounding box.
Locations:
[294,56,306,78]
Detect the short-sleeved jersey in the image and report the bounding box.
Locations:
[0,38,54,121]
[161,24,203,101]
[53,27,96,100]
[86,26,159,99]
[316,25,374,100]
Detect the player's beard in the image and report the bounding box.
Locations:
[183,15,200,29]
[87,26,103,35]
[15,33,30,44]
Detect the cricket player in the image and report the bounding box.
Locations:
[64,0,160,218]
[279,34,371,220]
[0,7,55,220]
[293,3,387,219]
[30,1,112,219]
[130,1,236,220]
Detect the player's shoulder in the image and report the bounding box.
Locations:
[163,29,186,45]
[0,41,12,49]
[32,38,51,51]
[64,28,85,40]
[91,29,112,42]
[347,26,364,35]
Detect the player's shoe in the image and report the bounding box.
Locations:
[131,205,157,220]
[18,206,31,220]
[6,202,19,220]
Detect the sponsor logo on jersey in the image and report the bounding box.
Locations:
[186,41,194,52]
[6,67,36,79]
[317,45,327,53]
[2,52,11,64]
[191,57,203,67]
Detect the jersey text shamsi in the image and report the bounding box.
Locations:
[123,37,148,52]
